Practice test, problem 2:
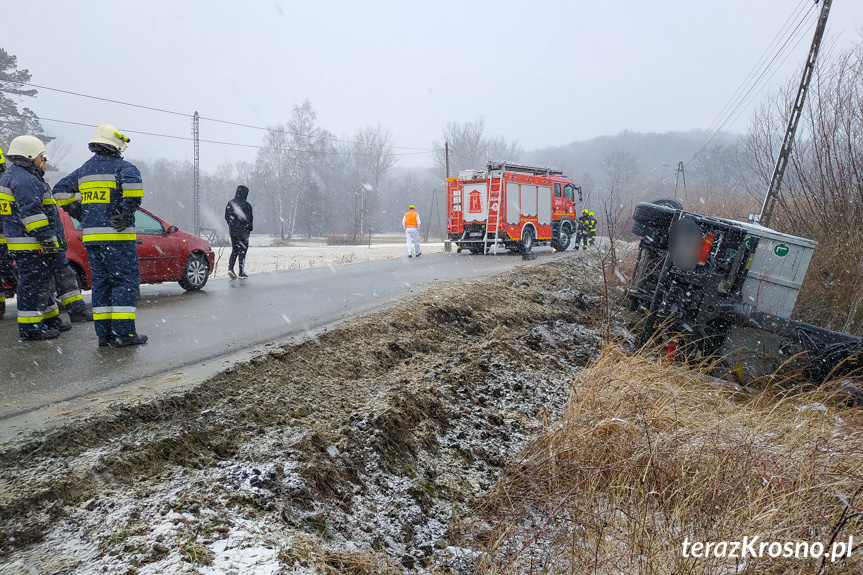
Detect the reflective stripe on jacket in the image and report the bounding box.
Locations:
[53,152,143,245]
[0,164,56,252]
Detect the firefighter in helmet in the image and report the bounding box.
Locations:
[575,208,591,250]
[0,136,65,340]
[41,162,94,323]
[0,146,11,320]
[54,124,147,347]
[587,211,597,246]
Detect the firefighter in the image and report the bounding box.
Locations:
[0,146,9,320]
[0,135,65,340]
[588,211,597,246]
[54,124,147,347]
[43,167,93,323]
[224,184,253,279]
[402,204,421,258]
[574,208,590,250]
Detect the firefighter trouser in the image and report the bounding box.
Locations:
[87,242,140,338]
[0,246,12,319]
[575,226,588,249]
[405,227,421,256]
[52,250,87,314]
[228,233,249,274]
[13,250,59,337]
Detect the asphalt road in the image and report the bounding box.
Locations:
[0,249,558,431]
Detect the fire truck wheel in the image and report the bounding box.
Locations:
[519,227,534,253]
[555,228,571,251]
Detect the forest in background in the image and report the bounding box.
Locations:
[2,37,863,333]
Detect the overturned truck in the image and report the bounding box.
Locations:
[627,200,863,383]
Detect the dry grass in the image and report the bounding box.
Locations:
[472,347,863,574]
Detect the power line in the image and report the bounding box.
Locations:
[689,0,810,154]
[20,81,435,152]
[38,117,433,157]
[686,1,819,167]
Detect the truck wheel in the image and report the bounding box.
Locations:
[519,227,534,253]
[556,228,571,251]
[632,202,677,247]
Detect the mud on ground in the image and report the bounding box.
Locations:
[0,253,607,574]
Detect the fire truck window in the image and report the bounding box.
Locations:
[554,183,562,198]
[564,184,574,201]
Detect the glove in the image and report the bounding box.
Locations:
[110,211,134,231]
[40,238,59,254]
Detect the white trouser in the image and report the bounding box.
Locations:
[405,227,421,256]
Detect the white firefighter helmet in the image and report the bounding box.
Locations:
[89,124,129,153]
[7,135,49,161]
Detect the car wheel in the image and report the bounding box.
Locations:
[178,253,209,291]
[519,227,534,253]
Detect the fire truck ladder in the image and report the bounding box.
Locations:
[487,161,562,176]
[483,205,502,254]
[482,167,505,254]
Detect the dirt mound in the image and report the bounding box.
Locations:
[0,253,605,573]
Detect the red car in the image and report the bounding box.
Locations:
[61,207,215,291]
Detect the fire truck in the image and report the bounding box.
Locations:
[446,161,582,254]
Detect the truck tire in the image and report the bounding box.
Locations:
[555,228,571,251]
[632,202,677,247]
[519,227,534,253]
[652,198,684,211]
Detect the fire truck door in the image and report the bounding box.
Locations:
[463,183,488,222]
[538,186,552,225]
[521,185,537,217]
[506,181,520,225]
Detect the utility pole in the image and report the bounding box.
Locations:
[674,161,686,201]
[758,0,832,227]
[193,111,200,236]
[445,141,450,181]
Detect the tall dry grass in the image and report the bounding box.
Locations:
[472,347,863,574]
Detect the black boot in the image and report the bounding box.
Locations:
[20,328,60,342]
[69,308,94,322]
[46,318,73,332]
[112,333,149,347]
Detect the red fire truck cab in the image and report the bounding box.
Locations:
[446,161,582,254]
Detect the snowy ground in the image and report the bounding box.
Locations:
[0,249,609,574]
[208,235,446,279]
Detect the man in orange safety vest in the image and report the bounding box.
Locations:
[402,205,421,258]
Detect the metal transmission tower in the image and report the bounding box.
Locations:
[193,111,201,236]
[758,0,832,227]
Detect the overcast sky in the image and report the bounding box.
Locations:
[5,0,863,173]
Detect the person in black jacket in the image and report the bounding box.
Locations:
[224,185,253,279]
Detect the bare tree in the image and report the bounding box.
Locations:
[431,117,521,179]
[742,38,863,332]
[352,125,396,240]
